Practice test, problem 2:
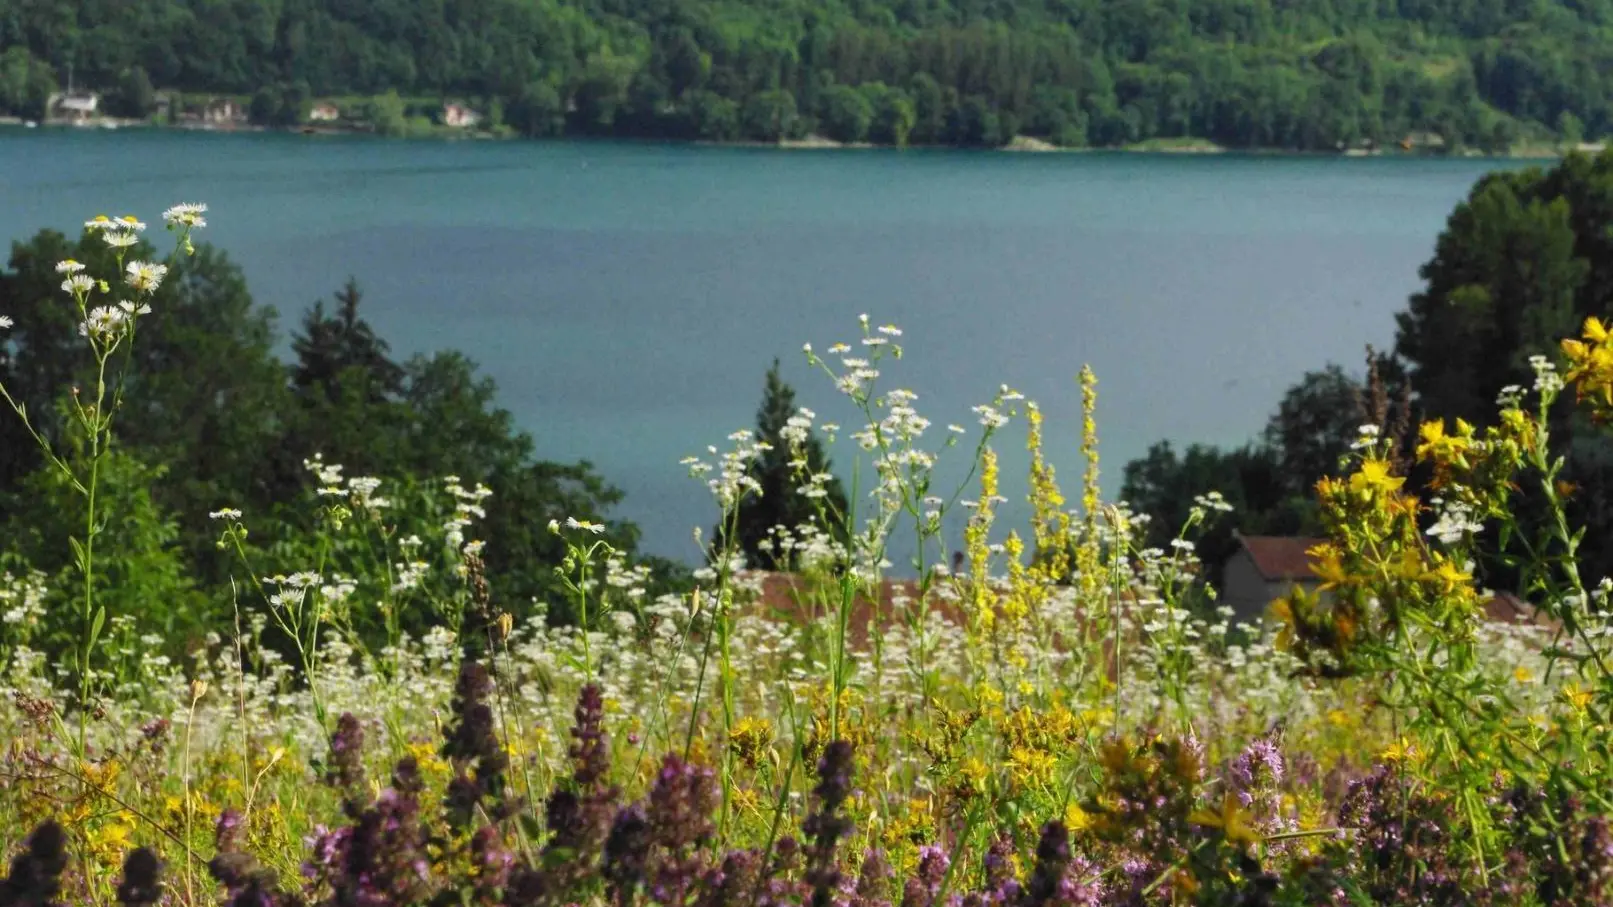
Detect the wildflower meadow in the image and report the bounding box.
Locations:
[2,200,1613,906]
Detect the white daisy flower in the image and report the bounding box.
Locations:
[125,261,168,294]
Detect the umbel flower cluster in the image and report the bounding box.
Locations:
[2,204,1613,905]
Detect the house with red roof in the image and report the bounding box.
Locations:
[1219,531,1556,632]
[1221,532,1327,626]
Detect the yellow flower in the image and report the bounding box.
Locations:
[1513,665,1534,684]
[1563,316,1613,421]
[1380,736,1417,763]
[1423,557,1471,595]
[1306,543,1349,590]
[1415,419,1476,486]
[1064,801,1092,831]
[728,716,775,769]
[1349,458,1405,496]
[1007,745,1057,788]
[1562,683,1593,712]
[1189,792,1259,847]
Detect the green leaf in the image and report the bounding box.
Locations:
[89,605,106,650]
[69,536,88,574]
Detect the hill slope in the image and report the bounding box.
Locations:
[1,0,1610,149]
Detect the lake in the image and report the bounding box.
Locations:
[0,129,1538,565]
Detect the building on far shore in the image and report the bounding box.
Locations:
[442,102,481,128]
[308,102,340,122]
[49,92,100,123]
[203,98,244,124]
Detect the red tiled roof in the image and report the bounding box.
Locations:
[1236,534,1327,581]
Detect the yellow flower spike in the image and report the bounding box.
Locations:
[964,448,999,639]
[1025,402,1072,581]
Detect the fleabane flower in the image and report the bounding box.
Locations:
[0,315,11,330]
[102,231,139,250]
[125,261,168,294]
[55,259,85,274]
[163,203,208,229]
[115,215,147,232]
[564,516,605,534]
[61,274,96,296]
[79,305,129,340]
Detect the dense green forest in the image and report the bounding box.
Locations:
[2,0,1612,149]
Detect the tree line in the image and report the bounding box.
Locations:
[2,0,1612,149]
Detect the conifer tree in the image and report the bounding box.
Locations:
[721,359,848,570]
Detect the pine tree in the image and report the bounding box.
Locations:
[291,278,405,403]
[720,359,848,570]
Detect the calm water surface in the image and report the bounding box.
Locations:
[0,130,1537,563]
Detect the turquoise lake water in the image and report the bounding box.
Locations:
[0,130,1539,562]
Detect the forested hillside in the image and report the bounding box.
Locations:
[2,0,1611,149]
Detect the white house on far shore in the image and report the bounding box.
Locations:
[442,103,481,128]
[49,92,100,123]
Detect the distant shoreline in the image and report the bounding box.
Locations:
[3,116,1604,161]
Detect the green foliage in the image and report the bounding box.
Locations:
[819,84,873,144]
[2,444,206,654]
[0,45,54,120]
[364,90,408,136]
[6,0,1613,147]
[104,66,155,119]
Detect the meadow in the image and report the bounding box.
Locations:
[1,202,1612,906]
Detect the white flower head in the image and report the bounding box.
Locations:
[102,231,139,250]
[162,203,208,229]
[55,260,85,275]
[78,305,128,340]
[125,261,168,294]
[61,275,96,296]
[565,516,605,534]
[0,315,11,331]
[208,508,243,521]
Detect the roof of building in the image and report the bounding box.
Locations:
[1233,533,1327,581]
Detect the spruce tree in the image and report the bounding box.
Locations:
[721,359,848,570]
